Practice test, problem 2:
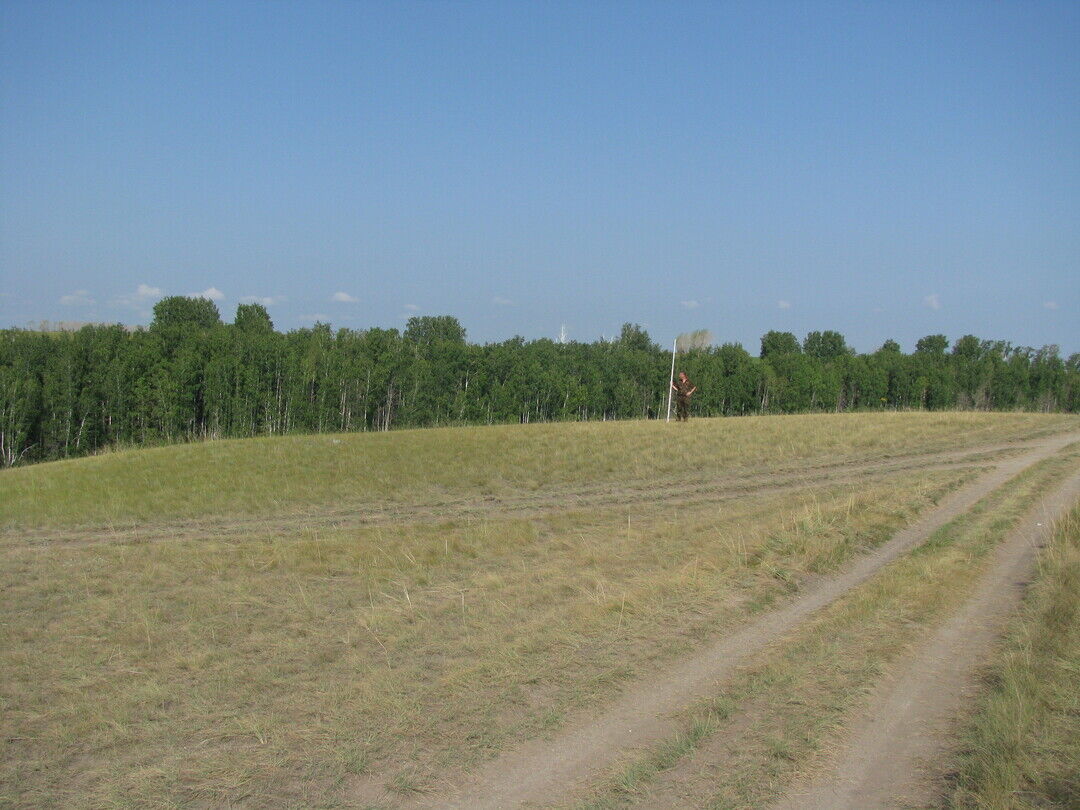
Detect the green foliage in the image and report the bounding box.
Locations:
[916,334,949,355]
[760,330,801,359]
[0,319,1076,466]
[404,315,466,345]
[234,303,274,333]
[802,330,850,361]
[151,296,222,331]
[950,334,982,361]
[619,323,656,352]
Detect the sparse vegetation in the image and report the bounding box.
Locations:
[943,504,1080,809]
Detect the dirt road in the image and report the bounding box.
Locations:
[770,466,1080,810]
[392,433,1079,808]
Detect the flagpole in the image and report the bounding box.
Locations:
[666,337,676,423]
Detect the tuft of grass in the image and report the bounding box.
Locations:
[386,767,429,796]
[942,504,1080,809]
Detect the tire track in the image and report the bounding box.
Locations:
[1,442,1028,550]
[769,465,1080,810]
[393,432,1079,810]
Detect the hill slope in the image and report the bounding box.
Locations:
[1,412,1077,808]
[1,411,1073,529]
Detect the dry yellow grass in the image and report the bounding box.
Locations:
[1,413,1076,808]
[943,504,1080,809]
[574,447,1080,810]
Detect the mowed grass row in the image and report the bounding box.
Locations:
[1,411,1074,529]
[572,446,1080,810]
[3,466,973,808]
[943,503,1080,810]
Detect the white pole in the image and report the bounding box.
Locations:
[666,337,677,423]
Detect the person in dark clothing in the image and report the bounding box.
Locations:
[672,371,697,421]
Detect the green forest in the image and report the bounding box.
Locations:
[2,296,1077,467]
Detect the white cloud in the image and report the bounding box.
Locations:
[1043,300,1059,310]
[60,290,95,306]
[192,287,225,301]
[239,295,283,306]
[403,303,419,312]
[332,291,359,303]
[680,300,700,309]
[777,300,791,310]
[923,293,941,310]
[111,283,163,312]
[492,296,514,306]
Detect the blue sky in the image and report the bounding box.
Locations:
[2,1,1077,353]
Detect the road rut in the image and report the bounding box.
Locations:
[392,432,1079,808]
[1,441,1030,550]
[770,465,1080,810]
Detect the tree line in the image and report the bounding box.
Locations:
[1,296,1077,466]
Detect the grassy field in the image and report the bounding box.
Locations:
[1,411,1073,529]
[573,445,1080,809]
[1,412,1077,808]
[943,504,1080,809]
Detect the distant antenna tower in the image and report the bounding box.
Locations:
[558,324,568,344]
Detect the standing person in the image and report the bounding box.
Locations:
[672,371,697,422]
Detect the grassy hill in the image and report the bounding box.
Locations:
[1,411,1074,529]
[1,412,1077,807]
